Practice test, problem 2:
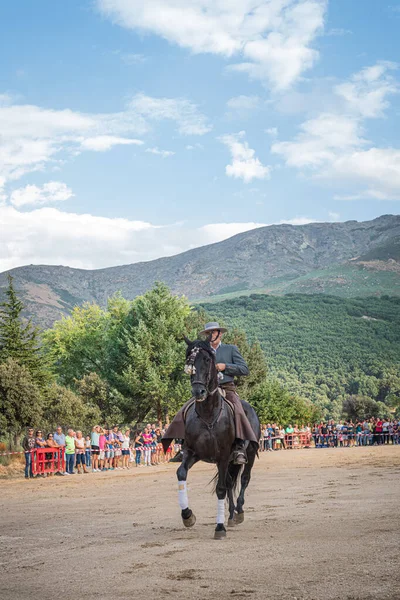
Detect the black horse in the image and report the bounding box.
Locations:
[176,338,260,539]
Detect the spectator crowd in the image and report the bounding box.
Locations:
[20,418,399,478]
[260,418,400,450]
[21,424,180,479]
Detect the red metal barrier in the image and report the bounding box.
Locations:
[32,448,65,475]
[284,432,311,449]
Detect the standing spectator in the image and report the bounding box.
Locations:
[45,433,60,476]
[65,429,76,475]
[98,427,106,471]
[356,422,363,446]
[374,419,383,445]
[393,421,399,445]
[155,427,164,464]
[134,430,144,467]
[91,426,101,472]
[85,435,91,467]
[278,426,286,450]
[113,426,123,469]
[35,430,47,477]
[261,425,268,451]
[142,427,153,466]
[121,428,130,469]
[362,420,370,446]
[22,427,36,479]
[53,426,66,475]
[75,431,88,474]
[285,424,294,449]
[382,420,390,444]
[105,428,114,470]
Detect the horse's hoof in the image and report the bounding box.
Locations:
[227,518,235,527]
[214,528,227,540]
[234,512,244,524]
[182,512,196,528]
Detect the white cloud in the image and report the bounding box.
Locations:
[0,206,269,271]
[145,147,175,158]
[265,127,278,136]
[220,131,271,183]
[0,205,328,272]
[272,113,366,168]
[186,143,204,150]
[96,0,327,91]
[328,211,340,221]
[334,61,398,118]
[279,216,316,225]
[81,135,144,151]
[10,181,74,208]
[226,95,260,111]
[200,222,266,243]
[120,52,147,65]
[128,93,211,135]
[326,28,352,36]
[0,93,210,185]
[271,62,400,199]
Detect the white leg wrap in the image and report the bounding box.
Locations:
[217,498,225,524]
[178,480,188,510]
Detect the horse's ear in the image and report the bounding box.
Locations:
[206,333,212,344]
[183,335,192,346]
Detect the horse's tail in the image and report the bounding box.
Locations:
[210,462,243,496]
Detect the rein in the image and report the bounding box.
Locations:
[185,345,219,398]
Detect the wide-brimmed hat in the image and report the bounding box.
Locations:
[199,322,227,336]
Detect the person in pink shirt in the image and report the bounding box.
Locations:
[142,428,153,467]
[99,429,106,471]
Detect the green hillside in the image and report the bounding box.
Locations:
[200,262,400,303]
[200,294,400,418]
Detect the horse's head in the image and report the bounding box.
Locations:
[184,337,218,401]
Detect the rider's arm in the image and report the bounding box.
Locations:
[223,345,249,377]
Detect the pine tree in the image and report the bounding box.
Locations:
[0,275,49,387]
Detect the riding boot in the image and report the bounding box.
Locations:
[232,439,247,465]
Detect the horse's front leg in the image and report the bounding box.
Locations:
[176,449,198,528]
[214,458,230,540]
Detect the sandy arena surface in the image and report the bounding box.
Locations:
[0,447,399,600]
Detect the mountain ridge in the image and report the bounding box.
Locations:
[1,214,400,328]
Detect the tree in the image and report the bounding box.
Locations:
[75,372,124,426]
[114,283,191,423]
[43,302,110,386]
[41,383,101,433]
[0,275,49,387]
[247,378,320,425]
[342,395,392,421]
[0,358,43,446]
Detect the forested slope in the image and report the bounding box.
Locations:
[200,294,400,417]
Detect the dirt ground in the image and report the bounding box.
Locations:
[0,446,399,600]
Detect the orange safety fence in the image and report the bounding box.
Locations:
[284,432,312,448]
[32,447,65,475]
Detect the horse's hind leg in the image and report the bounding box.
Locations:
[176,450,198,528]
[227,463,241,526]
[235,443,256,524]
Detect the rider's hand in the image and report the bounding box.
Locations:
[216,363,226,372]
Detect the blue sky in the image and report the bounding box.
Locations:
[0,0,399,271]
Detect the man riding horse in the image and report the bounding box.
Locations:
[163,322,258,464]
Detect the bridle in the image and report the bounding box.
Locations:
[185,346,219,400]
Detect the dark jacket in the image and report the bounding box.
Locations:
[22,435,36,452]
[214,343,249,385]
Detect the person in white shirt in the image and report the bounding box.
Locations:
[121,429,131,469]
